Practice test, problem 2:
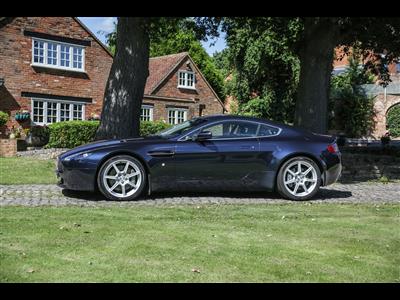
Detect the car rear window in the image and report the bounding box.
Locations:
[258,124,280,137]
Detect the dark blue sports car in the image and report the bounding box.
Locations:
[56,115,342,201]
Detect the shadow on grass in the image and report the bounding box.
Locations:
[61,187,353,203]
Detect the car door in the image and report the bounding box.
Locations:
[173,120,266,191]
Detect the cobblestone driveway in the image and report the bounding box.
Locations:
[0,182,399,207]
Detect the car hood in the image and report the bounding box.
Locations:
[58,136,165,159]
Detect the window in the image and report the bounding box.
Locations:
[33,40,44,64]
[60,45,70,67]
[31,99,85,125]
[168,108,188,125]
[396,62,400,73]
[178,71,195,89]
[257,124,280,136]
[201,121,259,139]
[140,105,153,121]
[31,38,85,71]
[196,121,280,139]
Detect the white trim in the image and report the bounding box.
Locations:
[30,98,86,125]
[177,70,195,89]
[177,119,282,141]
[31,37,85,72]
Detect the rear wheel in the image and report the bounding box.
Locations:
[276,156,321,201]
[97,155,146,201]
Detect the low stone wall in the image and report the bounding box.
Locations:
[16,148,69,160]
[340,151,400,182]
[0,139,17,157]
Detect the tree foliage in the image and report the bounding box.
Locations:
[217,18,302,123]
[329,53,376,137]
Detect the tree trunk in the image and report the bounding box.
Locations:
[95,17,150,140]
[294,18,339,134]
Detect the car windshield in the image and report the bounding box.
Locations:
[154,118,207,138]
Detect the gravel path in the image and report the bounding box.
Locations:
[0,182,399,207]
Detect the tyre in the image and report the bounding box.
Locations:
[97,155,146,201]
[276,156,321,201]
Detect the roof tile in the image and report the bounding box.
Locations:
[145,52,188,94]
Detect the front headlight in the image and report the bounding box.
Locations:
[64,152,92,162]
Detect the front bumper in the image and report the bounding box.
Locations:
[56,158,96,191]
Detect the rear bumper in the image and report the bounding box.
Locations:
[322,162,342,186]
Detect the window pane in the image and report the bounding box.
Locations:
[60,103,71,121]
[33,40,44,63]
[47,42,57,65]
[47,102,57,123]
[258,124,279,136]
[72,47,83,69]
[202,121,259,138]
[32,100,44,123]
[168,110,176,124]
[60,45,70,67]
[72,104,83,120]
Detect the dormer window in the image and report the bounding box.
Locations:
[32,38,85,72]
[178,71,195,89]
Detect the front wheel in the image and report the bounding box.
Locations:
[276,157,321,201]
[97,155,146,201]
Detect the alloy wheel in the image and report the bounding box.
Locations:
[102,159,142,198]
[283,160,318,197]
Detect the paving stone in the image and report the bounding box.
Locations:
[0,183,399,207]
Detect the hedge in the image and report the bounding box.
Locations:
[387,105,400,138]
[46,120,172,148]
[46,121,100,148]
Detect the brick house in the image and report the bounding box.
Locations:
[0,17,224,137]
[140,52,225,124]
[0,17,113,136]
[333,47,400,139]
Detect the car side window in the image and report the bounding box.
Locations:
[257,124,280,137]
[200,121,259,139]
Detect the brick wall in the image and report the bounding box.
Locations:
[340,151,400,182]
[0,139,17,157]
[0,17,113,130]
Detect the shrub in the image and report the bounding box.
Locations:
[140,120,171,136]
[46,121,100,148]
[46,120,172,148]
[387,105,400,138]
[0,111,9,127]
[329,53,375,137]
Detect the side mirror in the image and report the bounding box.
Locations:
[194,131,212,141]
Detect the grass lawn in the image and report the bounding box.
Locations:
[0,157,57,185]
[0,204,399,282]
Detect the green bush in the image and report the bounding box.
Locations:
[46,120,172,148]
[329,55,376,138]
[140,120,171,136]
[0,111,9,127]
[46,121,100,148]
[387,105,400,138]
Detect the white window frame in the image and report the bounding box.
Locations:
[31,98,86,125]
[140,105,154,121]
[177,70,195,89]
[31,38,86,72]
[167,108,188,125]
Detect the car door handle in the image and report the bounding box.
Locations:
[148,150,175,157]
